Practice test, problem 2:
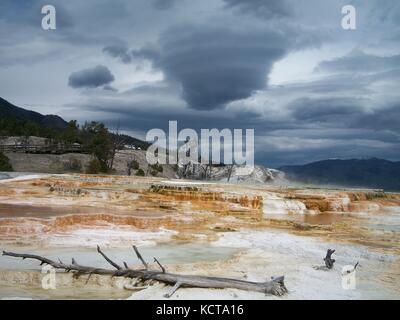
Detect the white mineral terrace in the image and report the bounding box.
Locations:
[0,174,399,299]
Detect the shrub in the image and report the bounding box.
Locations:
[135,168,145,176]
[0,152,13,171]
[128,159,140,170]
[150,163,163,173]
[86,158,101,174]
[150,170,158,176]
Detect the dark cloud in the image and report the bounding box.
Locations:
[68,65,115,89]
[223,0,292,19]
[290,97,367,122]
[354,104,400,133]
[133,25,291,110]
[76,98,263,133]
[103,44,132,64]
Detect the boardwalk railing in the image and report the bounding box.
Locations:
[0,144,83,154]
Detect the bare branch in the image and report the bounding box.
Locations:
[132,245,148,269]
[154,257,166,273]
[164,281,181,298]
[97,245,122,270]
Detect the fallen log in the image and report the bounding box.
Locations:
[2,245,288,298]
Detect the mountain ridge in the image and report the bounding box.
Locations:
[0,96,68,130]
[280,158,400,191]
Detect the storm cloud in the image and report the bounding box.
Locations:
[290,97,368,122]
[68,65,115,89]
[132,26,291,110]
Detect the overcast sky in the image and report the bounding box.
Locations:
[1,0,399,167]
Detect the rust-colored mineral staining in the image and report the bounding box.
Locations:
[0,174,399,251]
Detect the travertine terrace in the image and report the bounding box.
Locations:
[0,174,399,299]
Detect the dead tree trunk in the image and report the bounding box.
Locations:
[324,249,335,269]
[2,245,288,298]
[313,249,336,271]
